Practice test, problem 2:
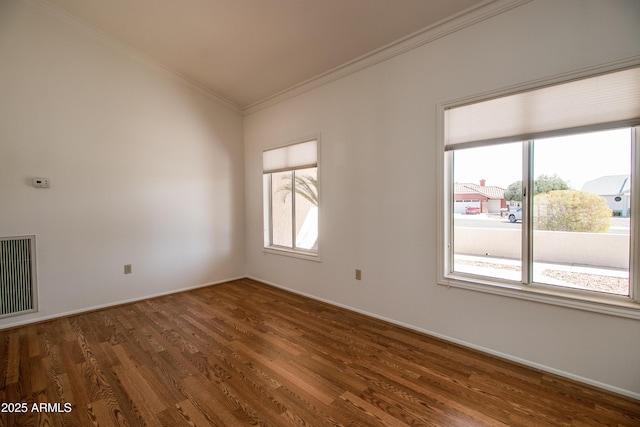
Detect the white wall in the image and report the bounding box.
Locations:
[0,0,245,328]
[244,0,640,397]
[455,228,629,269]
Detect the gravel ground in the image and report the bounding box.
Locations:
[540,270,628,295]
[456,260,628,296]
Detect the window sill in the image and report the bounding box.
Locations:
[439,274,640,320]
[263,247,321,262]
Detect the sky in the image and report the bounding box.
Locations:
[453,127,632,190]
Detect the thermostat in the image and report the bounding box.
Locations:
[33,177,50,188]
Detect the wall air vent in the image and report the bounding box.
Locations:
[0,236,38,318]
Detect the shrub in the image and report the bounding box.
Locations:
[533,190,611,233]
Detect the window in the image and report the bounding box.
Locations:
[440,66,640,318]
[263,139,319,257]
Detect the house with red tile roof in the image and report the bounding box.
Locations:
[454,179,507,214]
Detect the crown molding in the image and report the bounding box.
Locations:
[243,0,532,116]
[25,0,243,115]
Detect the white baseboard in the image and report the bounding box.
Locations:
[0,276,245,330]
[247,275,640,401]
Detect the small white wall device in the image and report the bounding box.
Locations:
[32,177,50,188]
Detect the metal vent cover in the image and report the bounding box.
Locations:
[0,236,38,318]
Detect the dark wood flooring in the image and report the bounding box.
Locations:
[1,278,638,426]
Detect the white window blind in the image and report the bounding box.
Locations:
[445,67,640,149]
[263,139,317,173]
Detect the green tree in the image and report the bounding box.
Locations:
[504,174,569,202]
[504,181,522,201]
[533,190,611,232]
[277,174,318,206]
[534,174,569,194]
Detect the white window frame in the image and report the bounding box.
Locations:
[437,62,640,319]
[263,137,321,261]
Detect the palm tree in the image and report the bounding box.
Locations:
[277,173,318,206]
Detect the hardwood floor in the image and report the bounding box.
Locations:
[1,278,638,426]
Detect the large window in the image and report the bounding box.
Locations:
[440,66,640,318]
[263,139,319,257]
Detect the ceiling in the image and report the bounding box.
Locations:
[42,0,485,110]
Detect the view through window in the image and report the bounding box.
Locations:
[268,168,318,251]
[452,128,632,296]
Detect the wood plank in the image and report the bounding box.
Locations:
[0,278,638,426]
[5,333,20,384]
[175,398,214,427]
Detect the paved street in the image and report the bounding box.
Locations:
[454,213,630,234]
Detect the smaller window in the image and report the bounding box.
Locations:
[263,139,319,257]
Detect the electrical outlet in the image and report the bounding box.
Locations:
[355,269,362,280]
[32,177,50,188]
[124,264,132,274]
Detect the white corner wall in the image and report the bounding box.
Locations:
[244,0,640,397]
[0,0,245,328]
